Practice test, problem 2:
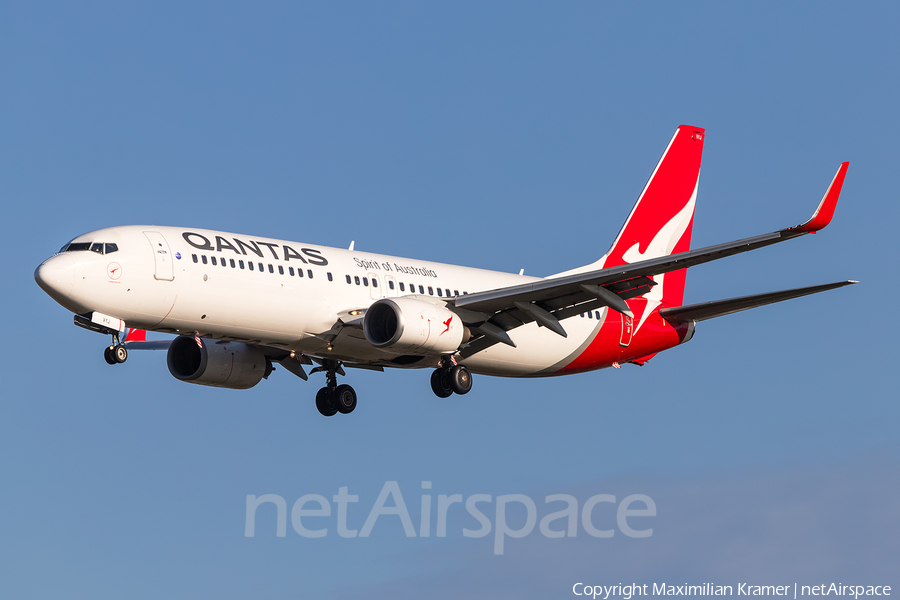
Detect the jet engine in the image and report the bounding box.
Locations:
[166,336,269,389]
[363,297,466,354]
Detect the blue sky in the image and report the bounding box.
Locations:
[1,2,898,598]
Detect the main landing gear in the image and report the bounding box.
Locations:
[103,332,128,365]
[311,360,357,417]
[430,361,473,398]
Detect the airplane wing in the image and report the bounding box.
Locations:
[122,328,171,350]
[452,163,849,355]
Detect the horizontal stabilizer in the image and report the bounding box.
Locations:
[659,280,858,323]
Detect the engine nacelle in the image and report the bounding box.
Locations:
[167,336,269,389]
[363,297,465,355]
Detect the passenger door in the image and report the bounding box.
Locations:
[143,231,174,281]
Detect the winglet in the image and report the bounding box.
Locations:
[790,162,849,233]
[124,328,147,342]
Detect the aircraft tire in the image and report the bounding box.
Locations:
[430,369,453,398]
[316,388,337,417]
[104,346,117,365]
[449,365,472,395]
[114,345,128,364]
[333,384,357,414]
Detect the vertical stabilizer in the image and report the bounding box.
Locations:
[559,125,704,309]
[604,125,703,307]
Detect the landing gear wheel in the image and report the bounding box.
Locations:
[333,384,357,414]
[430,369,453,398]
[315,388,337,417]
[114,345,128,364]
[104,346,117,365]
[449,364,472,395]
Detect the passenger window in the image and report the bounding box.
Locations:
[346,275,352,284]
[278,265,284,275]
[327,272,333,282]
[290,267,295,276]
[355,276,360,285]
[249,262,254,271]
[105,243,118,254]
[419,285,424,294]
[239,260,245,269]
[587,311,592,319]
[595,311,601,319]
[258,263,264,272]
[230,259,236,268]
[221,258,226,267]
[298,268,304,277]
[437,288,443,297]
[372,279,377,288]
[307,270,313,279]
[445,289,451,297]
[268,264,274,273]
[454,290,459,296]
[389,281,395,290]
[91,242,104,254]
[202,255,208,265]
[211,256,217,266]
[399,283,405,292]
[428,287,433,295]
[192,254,198,263]
[363,278,369,287]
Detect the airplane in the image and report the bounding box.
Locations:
[34,125,855,417]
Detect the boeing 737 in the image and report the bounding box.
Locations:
[35,125,855,416]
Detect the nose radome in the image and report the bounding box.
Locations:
[35,253,75,300]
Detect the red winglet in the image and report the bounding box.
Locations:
[125,328,147,342]
[791,162,849,233]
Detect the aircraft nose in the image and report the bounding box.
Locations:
[35,253,75,300]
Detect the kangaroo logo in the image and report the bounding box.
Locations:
[107,262,122,280]
[440,317,453,335]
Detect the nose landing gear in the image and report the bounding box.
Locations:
[430,360,473,398]
[311,360,357,417]
[103,331,128,365]
[104,344,128,364]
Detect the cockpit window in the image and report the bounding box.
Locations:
[59,241,118,254]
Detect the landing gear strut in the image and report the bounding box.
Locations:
[431,360,473,398]
[103,332,127,365]
[311,360,357,417]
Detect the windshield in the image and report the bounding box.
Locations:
[60,241,119,254]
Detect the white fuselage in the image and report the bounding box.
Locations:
[36,226,619,377]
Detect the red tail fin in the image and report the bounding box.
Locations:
[603,125,704,307]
